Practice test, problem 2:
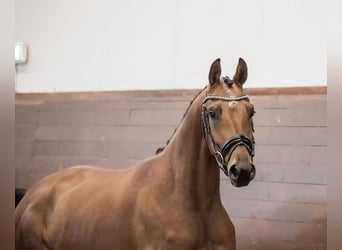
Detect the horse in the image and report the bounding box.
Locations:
[15,58,256,250]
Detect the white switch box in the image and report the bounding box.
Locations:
[15,42,28,64]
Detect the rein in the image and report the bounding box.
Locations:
[201,94,255,177]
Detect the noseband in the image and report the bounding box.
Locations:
[201,94,255,176]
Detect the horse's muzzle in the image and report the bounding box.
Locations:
[228,163,256,187]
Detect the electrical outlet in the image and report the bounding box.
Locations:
[15,42,28,64]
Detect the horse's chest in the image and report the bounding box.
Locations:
[136,214,214,249]
[134,196,234,249]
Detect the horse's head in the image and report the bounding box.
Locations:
[202,58,256,187]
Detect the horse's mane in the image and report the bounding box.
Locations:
[155,75,255,155]
[155,86,207,154]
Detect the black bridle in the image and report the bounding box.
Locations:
[201,94,255,176]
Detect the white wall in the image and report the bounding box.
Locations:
[15,0,326,93]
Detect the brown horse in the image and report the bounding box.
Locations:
[15,58,256,250]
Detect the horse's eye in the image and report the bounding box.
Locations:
[250,109,256,118]
[208,110,219,120]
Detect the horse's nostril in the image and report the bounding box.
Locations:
[250,164,256,181]
[229,165,240,179]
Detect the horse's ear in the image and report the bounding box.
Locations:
[208,58,222,86]
[233,58,248,86]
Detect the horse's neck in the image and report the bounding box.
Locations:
[164,91,221,211]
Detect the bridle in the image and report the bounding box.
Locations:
[201,94,255,177]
